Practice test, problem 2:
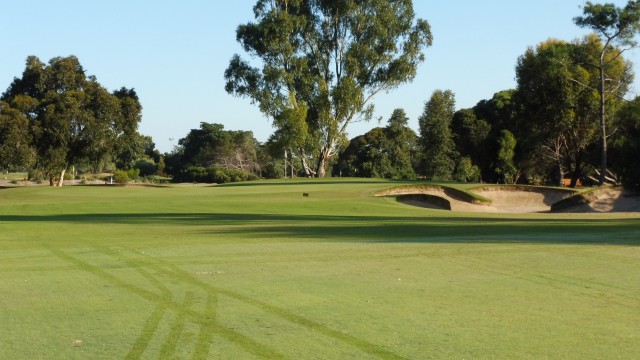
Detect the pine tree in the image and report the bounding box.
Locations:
[418,90,458,180]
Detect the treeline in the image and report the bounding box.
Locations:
[2,1,640,191]
[1,52,639,191]
[335,34,640,190]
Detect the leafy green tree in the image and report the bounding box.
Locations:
[337,109,417,179]
[112,88,145,170]
[453,156,480,183]
[611,96,640,191]
[451,108,490,180]
[0,101,33,171]
[169,122,261,182]
[225,0,432,177]
[418,90,457,180]
[1,56,143,185]
[470,90,520,182]
[384,109,418,179]
[574,0,640,185]
[495,129,519,184]
[515,39,601,186]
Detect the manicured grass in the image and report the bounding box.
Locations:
[1,180,639,359]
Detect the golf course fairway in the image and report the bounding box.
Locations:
[0,179,638,359]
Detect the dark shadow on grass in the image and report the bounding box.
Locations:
[216,179,404,187]
[2,212,640,245]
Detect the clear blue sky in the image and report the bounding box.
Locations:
[1,1,638,153]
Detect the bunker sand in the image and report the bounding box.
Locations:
[381,186,640,213]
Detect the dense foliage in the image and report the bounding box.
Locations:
[0,56,156,185]
[165,122,262,183]
[418,90,457,180]
[225,0,432,177]
[336,109,417,179]
[2,1,639,190]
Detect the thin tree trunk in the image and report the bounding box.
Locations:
[598,58,607,186]
[57,169,66,187]
[557,160,565,187]
[570,152,583,188]
[299,150,315,178]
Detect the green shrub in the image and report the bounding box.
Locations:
[28,169,46,182]
[126,168,140,181]
[113,170,130,184]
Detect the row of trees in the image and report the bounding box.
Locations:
[2,1,639,191]
[222,0,640,190]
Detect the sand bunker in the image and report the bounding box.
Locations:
[379,185,640,213]
[555,187,640,213]
[472,186,574,213]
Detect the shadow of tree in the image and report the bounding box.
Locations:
[3,212,639,245]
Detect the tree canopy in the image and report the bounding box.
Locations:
[225,0,432,177]
[167,122,261,183]
[336,108,417,179]
[418,90,457,180]
[573,0,640,184]
[1,56,143,185]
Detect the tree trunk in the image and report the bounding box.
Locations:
[598,58,607,186]
[557,160,564,187]
[570,152,583,188]
[49,177,56,186]
[316,147,332,178]
[299,150,316,177]
[57,169,66,187]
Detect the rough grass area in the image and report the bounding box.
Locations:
[0,180,639,359]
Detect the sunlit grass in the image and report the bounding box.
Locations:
[0,180,639,359]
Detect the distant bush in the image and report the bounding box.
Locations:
[173,166,258,184]
[133,157,157,177]
[28,169,46,182]
[113,170,130,184]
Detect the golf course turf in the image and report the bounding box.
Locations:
[0,179,639,359]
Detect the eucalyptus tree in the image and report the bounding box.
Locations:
[515,39,601,186]
[495,130,518,184]
[0,101,33,171]
[574,0,640,184]
[612,96,640,191]
[418,90,457,180]
[2,56,143,185]
[337,108,417,179]
[451,108,490,179]
[169,122,261,180]
[225,0,432,177]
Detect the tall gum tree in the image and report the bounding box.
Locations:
[225,0,432,177]
[573,0,640,185]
